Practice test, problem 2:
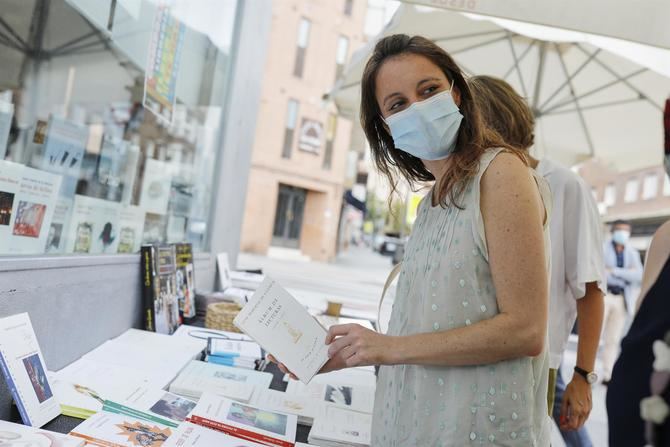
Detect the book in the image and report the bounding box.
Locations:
[82,329,204,388]
[168,360,271,402]
[249,388,323,426]
[0,419,85,446]
[285,380,375,414]
[163,422,269,447]
[206,337,262,370]
[69,411,173,447]
[141,244,181,334]
[51,358,176,419]
[65,195,121,254]
[233,278,329,384]
[139,158,172,215]
[307,406,372,447]
[0,313,60,427]
[116,205,145,253]
[186,393,297,447]
[230,271,265,291]
[171,324,253,351]
[104,387,196,428]
[175,242,197,319]
[40,116,87,198]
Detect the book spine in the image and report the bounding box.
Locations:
[0,349,32,426]
[140,245,156,332]
[188,415,294,447]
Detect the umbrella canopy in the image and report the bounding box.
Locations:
[330,4,670,171]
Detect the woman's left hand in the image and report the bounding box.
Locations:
[325,323,395,367]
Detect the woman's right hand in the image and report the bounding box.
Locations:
[266,351,349,381]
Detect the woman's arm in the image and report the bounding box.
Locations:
[325,153,549,368]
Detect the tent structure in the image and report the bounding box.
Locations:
[330,4,670,171]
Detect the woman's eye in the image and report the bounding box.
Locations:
[389,101,404,111]
[423,86,438,95]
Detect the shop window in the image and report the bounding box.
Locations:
[624,179,639,203]
[0,0,239,255]
[293,18,311,78]
[603,184,616,206]
[641,174,658,200]
[282,99,299,159]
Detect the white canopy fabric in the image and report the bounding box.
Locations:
[402,0,670,50]
[330,4,670,170]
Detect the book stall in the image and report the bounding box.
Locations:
[0,246,377,446]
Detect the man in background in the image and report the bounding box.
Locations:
[601,220,643,385]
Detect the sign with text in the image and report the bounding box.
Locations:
[298,118,323,154]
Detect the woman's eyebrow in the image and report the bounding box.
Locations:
[383,92,403,107]
[416,77,441,88]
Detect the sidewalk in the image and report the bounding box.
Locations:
[238,246,608,445]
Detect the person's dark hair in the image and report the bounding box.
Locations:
[360,34,518,208]
[612,219,632,228]
[469,75,535,150]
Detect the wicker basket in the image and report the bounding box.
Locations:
[205,302,242,333]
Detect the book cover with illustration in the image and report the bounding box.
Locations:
[174,242,196,319]
[141,244,180,335]
[186,393,297,447]
[65,195,121,254]
[163,422,268,447]
[104,387,196,428]
[0,313,61,427]
[69,411,172,447]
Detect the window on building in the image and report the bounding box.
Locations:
[0,0,240,256]
[282,100,299,159]
[344,0,354,16]
[642,174,659,200]
[293,18,311,78]
[322,114,337,170]
[604,184,617,206]
[335,36,350,80]
[624,179,639,203]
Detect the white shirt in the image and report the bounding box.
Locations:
[535,159,606,369]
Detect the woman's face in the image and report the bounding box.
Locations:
[375,53,461,120]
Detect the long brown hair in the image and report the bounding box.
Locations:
[469,75,535,150]
[360,35,514,208]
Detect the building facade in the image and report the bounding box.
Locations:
[240,0,367,262]
[577,159,670,254]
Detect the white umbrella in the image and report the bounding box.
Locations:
[330,4,670,170]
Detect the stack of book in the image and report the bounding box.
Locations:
[206,337,263,369]
[186,393,297,447]
[168,360,273,402]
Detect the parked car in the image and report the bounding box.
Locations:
[378,233,402,257]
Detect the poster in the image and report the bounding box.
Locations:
[41,117,88,197]
[139,158,171,214]
[116,205,145,253]
[65,195,121,254]
[143,2,186,124]
[0,160,62,254]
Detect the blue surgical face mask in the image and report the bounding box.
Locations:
[612,229,630,245]
[384,82,463,161]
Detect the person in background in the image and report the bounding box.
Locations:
[601,219,643,385]
[470,75,605,447]
[606,154,670,446]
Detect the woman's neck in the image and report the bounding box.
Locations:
[424,158,452,206]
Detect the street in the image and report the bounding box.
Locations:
[238,245,609,446]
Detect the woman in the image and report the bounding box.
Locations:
[271,35,552,445]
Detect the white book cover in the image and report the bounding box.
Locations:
[104,387,196,428]
[187,392,297,447]
[65,195,121,254]
[162,422,268,447]
[0,313,60,427]
[139,158,172,215]
[285,380,375,414]
[233,278,329,384]
[250,388,323,426]
[168,360,270,402]
[44,197,72,254]
[116,205,145,253]
[52,358,174,418]
[0,161,62,254]
[307,368,377,388]
[308,406,372,447]
[209,338,262,360]
[69,411,173,447]
[0,419,84,446]
[40,116,86,198]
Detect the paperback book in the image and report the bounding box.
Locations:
[162,422,268,447]
[69,411,173,447]
[0,313,61,427]
[168,360,271,402]
[285,380,375,414]
[186,393,297,447]
[175,242,196,319]
[250,388,323,426]
[103,387,196,428]
[307,406,372,447]
[141,244,181,334]
[233,278,329,384]
[0,419,84,446]
[206,337,262,370]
